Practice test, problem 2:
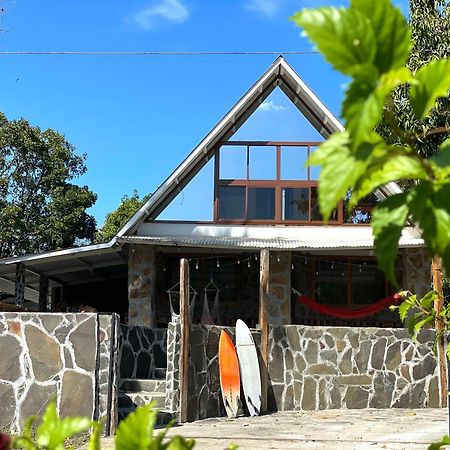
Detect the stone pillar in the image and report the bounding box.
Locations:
[38,275,49,312]
[15,263,25,306]
[401,247,431,298]
[128,245,157,327]
[268,251,292,326]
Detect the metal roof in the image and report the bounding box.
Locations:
[119,234,424,251]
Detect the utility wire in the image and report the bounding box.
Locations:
[0,50,320,56]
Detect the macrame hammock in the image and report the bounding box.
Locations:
[292,288,403,319]
[167,282,197,324]
[200,280,220,325]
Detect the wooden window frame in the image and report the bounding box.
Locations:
[308,256,390,308]
[214,141,343,224]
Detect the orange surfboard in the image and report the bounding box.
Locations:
[218,330,241,418]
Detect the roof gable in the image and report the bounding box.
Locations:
[117,56,346,237]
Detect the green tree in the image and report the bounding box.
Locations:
[379,0,450,158]
[0,112,97,257]
[95,190,149,243]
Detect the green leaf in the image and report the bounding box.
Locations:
[418,291,437,311]
[407,314,417,339]
[410,59,450,119]
[166,435,196,450]
[291,7,376,76]
[351,152,428,205]
[371,193,410,283]
[430,138,450,179]
[351,0,411,73]
[409,182,450,258]
[115,403,158,450]
[36,400,92,450]
[309,132,378,220]
[414,316,434,338]
[398,300,413,322]
[342,68,411,147]
[428,435,450,450]
[87,422,102,450]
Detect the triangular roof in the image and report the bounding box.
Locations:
[117,56,361,237]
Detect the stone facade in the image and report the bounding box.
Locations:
[0,312,119,435]
[119,325,167,379]
[128,245,156,327]
[401,247,431,298]
[268,252,291,326]
[165,322,181,414]
[178,324,440,421]
[268,325,440,411]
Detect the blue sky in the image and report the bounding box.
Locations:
[0,0,408,225]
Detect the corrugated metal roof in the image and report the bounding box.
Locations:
[119,235,424,250]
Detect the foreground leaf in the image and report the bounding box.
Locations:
[291,7,376,76]
[410,59,450,119]
[351,0,411,73]
[371,193,410,283]
[115,403,158,450]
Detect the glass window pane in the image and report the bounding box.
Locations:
[352,261,386,305]
[283,188,309,220]
[309,146,321,180]
[219,146,247,179]
[248,188,275,220]
[280,146,308,180]
[218,186,245,219]
[315,260,348,305]
[249,146,276,180]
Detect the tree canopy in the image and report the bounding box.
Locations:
[0,112,97,258]
[94,190,149,243]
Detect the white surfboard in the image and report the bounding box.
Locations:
[235,319,261,416]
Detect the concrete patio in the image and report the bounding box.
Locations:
[99,408,449,449]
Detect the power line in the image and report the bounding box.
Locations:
[0,50,320,56]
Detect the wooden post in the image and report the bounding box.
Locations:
[432,256,447,408]
[178,258,190,423]
[15,263,25,306]
[259,249,270,413]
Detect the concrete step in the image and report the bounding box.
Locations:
[119,378,166,393]
[153,368,167,379]
[118,391,166,410]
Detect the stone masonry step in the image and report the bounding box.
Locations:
[119,378,166,393]
[118,391,165,410]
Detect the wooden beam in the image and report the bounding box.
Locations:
[259,248,270,413]
[432,256,447,408]
[179,258,190,423]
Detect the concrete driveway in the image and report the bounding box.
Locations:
[99,408,449,449]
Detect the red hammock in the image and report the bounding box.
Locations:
[293,289,403,319]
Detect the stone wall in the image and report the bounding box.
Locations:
[401,247,431,298]
[119,325,167,379]
[128,245,156,327]
[181,324,440,421]
[165,322,180,414]
[268,252,291,326]
[0,312,119,435]
[268,326,440,410]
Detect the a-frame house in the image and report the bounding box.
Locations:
[0,57,438,426]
